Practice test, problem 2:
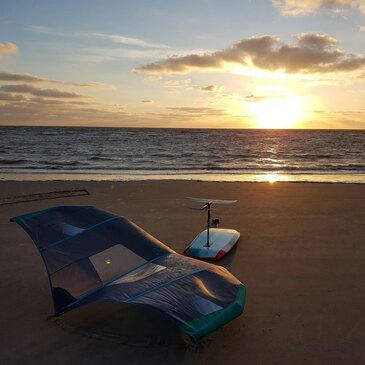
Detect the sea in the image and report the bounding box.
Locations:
[0,126,364,183]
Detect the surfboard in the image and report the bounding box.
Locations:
[184,228,240,260]
[184,197,240,260]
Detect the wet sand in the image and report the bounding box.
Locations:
[1,180,365,365]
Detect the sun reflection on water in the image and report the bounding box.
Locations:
[265,173,279,183]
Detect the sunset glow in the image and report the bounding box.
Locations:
[248,96,305,129]
[0,1,364,129]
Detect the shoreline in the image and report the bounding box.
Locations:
[1,172,365,184]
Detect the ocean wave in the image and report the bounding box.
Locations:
[0,159,27,165]
[89,155,112,161]
[12,164,364,172]
[47,161,82,166]
[40,132,60,136]
[0,127,364,177]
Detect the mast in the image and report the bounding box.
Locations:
[203,202,211,247]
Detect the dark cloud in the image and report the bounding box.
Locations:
[1,84,90,98]
[135,33,365,75]
[141,99,154,104]
[245,94,287,102]
[200,85,218,92]
[29,97,91,105]
[0,71,114,89]
[245,94,265,102]
[296,33,338,50]
[0,71,47,83]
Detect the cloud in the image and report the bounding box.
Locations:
[27,25,57,34]
[273,0,365,16]
[0,91,138,126]
[144,106,247,128]
[1,84,90,98]
[164,79,192,88]
[28,96,91,105]
[90,33,168,49]
[200,84,219,92]
[0,92,25,101]
[0,42,18,57]
[0,97,246,127]
[162,79,193,94]
[0,71,47,83]
[0,100,135,126]
[77,46,173,63]
[166,106,227,116]
[28,25,168,49]
[28,25,205,64]
[0,71,115,89]
[68,81,115,89]
[244,94,287,102]
[135,33,365,76]
[141,99,154,104]
[302,109,365,129]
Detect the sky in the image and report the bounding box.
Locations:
[0,0,365,129]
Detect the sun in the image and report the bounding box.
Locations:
[248,96,304,129]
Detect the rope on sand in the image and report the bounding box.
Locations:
[0,189,89,205]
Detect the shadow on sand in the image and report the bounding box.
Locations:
[55,302,189,348]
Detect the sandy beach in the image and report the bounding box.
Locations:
[1,180,365,365]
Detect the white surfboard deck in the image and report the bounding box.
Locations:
[184,228,240,260]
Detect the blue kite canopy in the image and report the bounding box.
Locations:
[11,206,246,341]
